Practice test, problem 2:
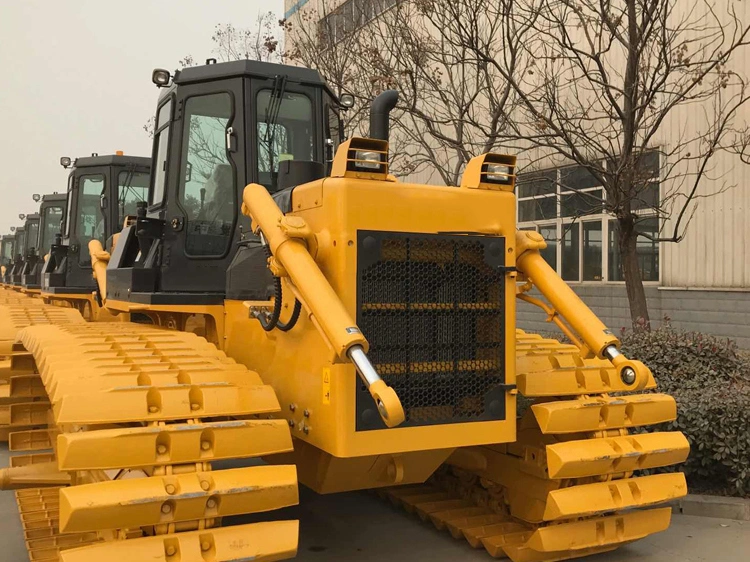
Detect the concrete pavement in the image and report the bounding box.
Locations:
[1,444,747,561]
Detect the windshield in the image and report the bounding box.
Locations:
[40,205,64,254]
[25,221,39,254]
[117,170,150,229]
[16,231,25,257]
[256,89,314,192]
[77,174,106,265]
[1,239,13,264]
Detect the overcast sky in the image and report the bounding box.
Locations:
[0,0,283,233]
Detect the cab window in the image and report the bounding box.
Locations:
[256,90,313,192]
[151,100,172,206]
[178,92,234,257]
[41,205,64,254]
[118,170,150,229]
[77,174,106,265]
[26,221,39,254]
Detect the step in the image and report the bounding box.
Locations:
[543,473,687,520]
[52,384,279,425]
[500,507,672,561]
[546,431,690,478]
[60,465,298,533]
[59,520,299,562]
[531,394,677,434]
[57,419,293,470]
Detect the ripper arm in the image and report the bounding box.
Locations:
[515,231,650,390]
[241,183,405,428]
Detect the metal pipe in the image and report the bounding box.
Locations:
[347,344,381,387]
[369,90,399,141]
[603,345,621,361]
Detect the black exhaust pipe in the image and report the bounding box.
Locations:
[369,90,399,142]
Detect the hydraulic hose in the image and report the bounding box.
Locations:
[256,243,302,332]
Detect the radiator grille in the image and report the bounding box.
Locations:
[356,231,507,430]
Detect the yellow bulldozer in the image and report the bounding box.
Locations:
[0,59,689,562]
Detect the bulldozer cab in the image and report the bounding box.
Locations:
[21,193,66,290]
[0,235,14,267]
[10,214,39,286]
[107,60,340,303]
[42,154,150,294]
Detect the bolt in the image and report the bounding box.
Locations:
[200,481,210,491]
[191,403,200,411]
[157,445,167,455]
[149,406,159,413]
[621,367,637,385]
[303,425,310,435]
[161,503,172,514]
[201,541,211,552]
[288,419,295,427]
[303,409,310,418]
[206,498,217,509]
[165,484,176,495]
[289,403,296,412]
[166,545,176,556]
[200,441,211,451]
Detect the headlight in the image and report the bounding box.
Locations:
[353,150,382,170]
[484,163,513,184]
[152,68,172,87]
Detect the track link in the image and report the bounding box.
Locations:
[0,302,84,442]
[383,329,689,561]
[5,323,299,562]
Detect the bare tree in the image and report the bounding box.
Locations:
[282,1,371,141]
[448,0,750,327]
[144,11,283,138]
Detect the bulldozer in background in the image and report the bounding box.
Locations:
[0,233,16,278]
[0,157,151,438]
[41,152,151,319]
[0,227,24,286]
[20,193,67,295]
[0,59,689,562]
[4,213,41,290]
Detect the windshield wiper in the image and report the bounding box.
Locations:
[263,75,287,192]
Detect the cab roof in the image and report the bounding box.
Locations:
[175,59,328,87]
[42,193,67,203]
[159,60,336,101]
[74,154,151,169]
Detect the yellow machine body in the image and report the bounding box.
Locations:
[0,139,689,562]
[223,167,518,493]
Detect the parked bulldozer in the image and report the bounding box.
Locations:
[20,193,67,295]
[1,228,22,286]
[0,234,15,281]
[41,153,151,319]
[4,214,39,290]
[0,60,689,562]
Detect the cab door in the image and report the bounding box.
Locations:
[160,78,245,293]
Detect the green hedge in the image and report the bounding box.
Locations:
[621,324,750,496]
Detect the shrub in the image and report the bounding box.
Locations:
[621,324,750,496]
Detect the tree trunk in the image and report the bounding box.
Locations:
[618,216,651,329]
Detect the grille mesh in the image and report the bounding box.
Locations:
[357,232,506,429]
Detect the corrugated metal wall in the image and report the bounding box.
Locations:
[659,1,750,288]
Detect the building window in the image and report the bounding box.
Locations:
[319,0,398,44]
[517,154,660,283]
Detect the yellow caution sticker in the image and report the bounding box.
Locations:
[322,368,331,405]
